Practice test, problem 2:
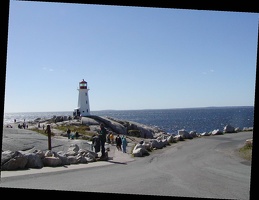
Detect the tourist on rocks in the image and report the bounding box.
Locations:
[67,128,71,139]
[121,135,127,153]
[22,122,26,129]
[75,131,79,139]
[98,123,108,158]
[115,134,122,151]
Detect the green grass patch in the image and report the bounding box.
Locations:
[238,142,252,161]
[30,128,55,136]
[30,124,97,140]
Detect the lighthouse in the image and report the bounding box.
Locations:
[73,79,90,117]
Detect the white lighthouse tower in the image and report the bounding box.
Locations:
[73,79,90,117]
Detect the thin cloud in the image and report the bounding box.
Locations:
[202,69,215,75]
[42,67,54,72]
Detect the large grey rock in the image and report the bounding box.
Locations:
[189,131,198,138]
[66,144,80,156]
[81,115,165,139]
[173,135,181,141]
[67,156,79,164]
[56,152,70,165]
[1,151,28,171]
[211,129,223,135]
[132,148,143,157]
[1,150,15,166]
[166,135,175,143]
[178,129,193,139]
[223,124,235,133]
[82,115,127,135]
[81,117,99,125]
[243,127,253,131]
[200,132,211,136]
[150,139,167,149]
[127,121,155,139]
[143,141,153,151]
[24,152,44,169]
[78,156,88,164]
[42,156,62,167]
[132,143,149,157]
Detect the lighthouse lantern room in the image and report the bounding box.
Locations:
[73,79,90,117]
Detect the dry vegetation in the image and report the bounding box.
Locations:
[238,140,253,161]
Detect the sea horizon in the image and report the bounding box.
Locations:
[3,105,254,114]
[3,106,254,134]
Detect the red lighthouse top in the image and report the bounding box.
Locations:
[79,79,87,89]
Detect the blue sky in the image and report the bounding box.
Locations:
[4,1,259,113]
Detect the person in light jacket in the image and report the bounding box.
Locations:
[121,135,127,153]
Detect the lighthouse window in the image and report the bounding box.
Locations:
[85,93,87,96]
[86,100,87,104]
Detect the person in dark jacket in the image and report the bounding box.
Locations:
[66,128,71,139]
[98,123,107,158]
[92,134,100,153]
[115,134,122,151]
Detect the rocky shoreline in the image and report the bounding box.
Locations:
[1,115,253,171]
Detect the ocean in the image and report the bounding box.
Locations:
[3,106,254,134]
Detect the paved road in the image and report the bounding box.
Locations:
[1,131,253,199]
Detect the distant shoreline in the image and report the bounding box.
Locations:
[3,105,254,114]
[3,106,254,135]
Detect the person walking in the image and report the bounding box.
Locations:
[98,123,107,158]
[115,134,122,151]
[121,135,127,153]
[109,132,114,144]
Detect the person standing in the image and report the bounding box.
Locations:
[121,135,127,153]
[45,124,52,150]
[66,128,71,139]
[115,134,122,151]
[107,132,111,144]
[98,123,107,158]
[92,134,100,153]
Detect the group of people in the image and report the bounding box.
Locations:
[18,122,28,129]
[66,128,79,140]
[92,123,128,158]
[115,134,127,153]
[106,132,114,144]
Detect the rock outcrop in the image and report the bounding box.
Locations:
[1,144,101,171]
[81,115,166,139]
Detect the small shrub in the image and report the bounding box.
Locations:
[128,130,141,137]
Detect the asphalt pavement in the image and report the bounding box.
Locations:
[0,130,253,199]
